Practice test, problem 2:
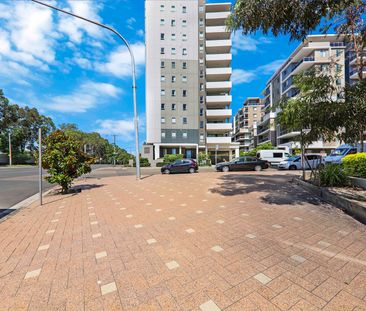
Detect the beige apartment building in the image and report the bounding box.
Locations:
[257,34,345,153]
[143,0,239,164]
[232,97,263,152]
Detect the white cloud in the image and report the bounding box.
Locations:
[95,115,145,142]
[136,29,144,38]
[126,17,136,30]
[232,32,271,54]
[232,59,285,85]
[232,69,256,84]
[95,42,145,78]
[47,81,121,113]
[58,0,105,44]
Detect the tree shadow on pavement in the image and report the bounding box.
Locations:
[209,173,323,206]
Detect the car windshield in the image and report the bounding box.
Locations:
[330,148,348,156]
[231,158,240,163]
[286,156,300,162]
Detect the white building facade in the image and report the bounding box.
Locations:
[144,0,239,164]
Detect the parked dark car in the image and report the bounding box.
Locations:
[161,159,198,174]
[216,156,269,172]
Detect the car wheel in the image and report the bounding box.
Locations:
[164,169,170,174]
[189,167,195,174]
[222,166,229,173]
[254,165,262,172]
[289,165,297,170]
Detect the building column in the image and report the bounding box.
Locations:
[154,144,160,160]
[196,145,199,160]
[179,146,182,155]
[235,146,240,158]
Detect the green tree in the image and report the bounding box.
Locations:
[41,130,93,193]
[240,142,274,157]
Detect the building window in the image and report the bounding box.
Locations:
[336,78,342,85]
[161,117,165,124]
[171,47,176,55]
[172,61,176,69]
[199,31,204,39]
[160,33,165,40]
[171,33,176,40]
[161,132,166,138]
[182,20,187,27]
[200,133,204,141]
[161,89,165,96]
[171,19,176,27]
[183,104,187,111]
[319,50,328,57]
[160,75,165,82]
[182,117,187,124]
[199,59,204,65]
[200,108,203,116]
[182,48,187,55]
[199,18,204,27]
[182,90,187,97]
[336,64,342,72]
[199,6,204,13]
[182,62,187,69]
[161,61,165,68]
[254,114,257,118]
[199,44,204,52]
[182,6,187,13]
[182,34,187,41]
[171,75,176,83]
[200,96,204,104]
[183,132,187,138]
[200,70,204,78]
[160,47,165,54]
[172,132,176,138]
[254,107,257,111]
[160,4,164,11]
[200,121,204,129]
[172,117,176,124]
[160,19,165,25]
[200,83,204,91]
[171,103,176,110]
[171,90,176,97]
[171,5,176,12]
[182,75,187,82]
[161,103,165,110]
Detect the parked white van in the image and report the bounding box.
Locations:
[256,150,291,166]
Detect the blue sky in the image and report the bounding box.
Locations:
[0,0,300,153]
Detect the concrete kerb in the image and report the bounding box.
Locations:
[294,177,366,225]
[0,188,54,223]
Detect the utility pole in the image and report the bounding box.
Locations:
[113,135,117,166]
[8,132,12,166]
[38,128,42,206]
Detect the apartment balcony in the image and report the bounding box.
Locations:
[206,136,232,145]
[349,67,366,80]
[206,67,232,81]
[206,109,232,120]
[206,95,232,108]
[205,26,231,40]
[206,123,232,133]
[205,3,231,13]
[277,129,301,139]
[205,39,231,54]
[206,53,231,67]
[206,81,232,92]
[205,11,230,26]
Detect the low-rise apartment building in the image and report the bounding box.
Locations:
[232,97,263,152]
[257,34,345,153]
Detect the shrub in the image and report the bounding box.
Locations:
[156,162,169,167]
[133,157,151,167]
[41,130,93,193]
[319,164,348,187]
[342,153,366,178]
[13,152,35,164]
[198,152,211,166]
[163,154,183,164]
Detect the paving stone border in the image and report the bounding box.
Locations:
[294,178,366,225]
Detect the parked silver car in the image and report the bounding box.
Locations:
[278,154,324,170]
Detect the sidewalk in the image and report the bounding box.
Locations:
[0,172,365,310]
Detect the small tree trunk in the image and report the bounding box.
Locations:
[300,131,306,181]
[361,131,365,152]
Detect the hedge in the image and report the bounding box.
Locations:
[163,154,183,164]
[342,153,366,178]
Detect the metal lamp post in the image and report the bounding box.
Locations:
[31,0,141,180]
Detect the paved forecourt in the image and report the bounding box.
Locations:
[0,172,365,310]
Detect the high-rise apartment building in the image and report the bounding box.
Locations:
[257,35,345,153]
[143,0,239,164]
[233,97,263,152]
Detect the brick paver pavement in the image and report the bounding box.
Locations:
[0,171,366,311]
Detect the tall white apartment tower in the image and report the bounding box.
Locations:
[144,0,239,164]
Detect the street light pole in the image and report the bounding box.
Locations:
[31,0,141,180]
[8,132,12,166]
[38,128,43,206]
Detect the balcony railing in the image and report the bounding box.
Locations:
[330,42,345,47]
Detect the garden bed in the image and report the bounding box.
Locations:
[294,178,366,225]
